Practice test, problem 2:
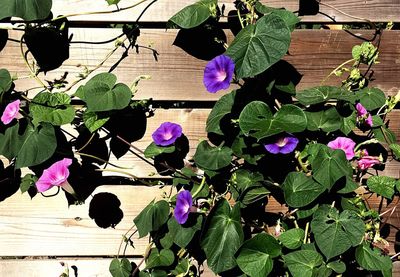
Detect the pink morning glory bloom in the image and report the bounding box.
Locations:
[203,54,235,93]
[174,190,196,224]
[356,103,373,127]
[152,122,182,146]
[327,137,356,160]
[1,99,21,125]
[35,158,75,194]
[264,135,299,154]
[357,155,381,170]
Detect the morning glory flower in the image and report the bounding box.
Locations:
[1,99,21,125]
[327,137,356,160]
[264,135,299,154]
[174,190,195,224]
[35,158,75,195]
[152,122,182,146]
[203,54,235,93]
[357,155,381,170]
[356,103,373,127]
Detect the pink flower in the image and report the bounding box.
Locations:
[357,156,381,170]
[35,158,75,194]
[356,103,373,127]
[1,100,21,125]
[327,137,356,160]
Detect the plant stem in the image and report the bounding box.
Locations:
[320,58,355,85]
[75,152,131,169]
[303,222,309,244]
[117,224,136,258]
[192,176,206,198]
[95,168,155,186]
[237,9,245,29]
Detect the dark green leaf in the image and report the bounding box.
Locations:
[373,126,397,144]
[0,122,56,169]
[30,92,75,126]
[356,242,392,277]
[133,200,170,238]
[201,199,243,274]
[226,14,291,79]
[20,173,37,194]
[83,111,110,133]
[169,0,217,29]
[171,259,190,276]
[282,172,325,208]
[341,114,356,135]
[145,248,175,269]
[231,135,264,165]
[144,142,175,158]
[236,233,281,277]
[284,250,323,277]
[306,108,342,132]
[109,258,132,277]
[358,87,386,110]
[390,143,400,160]
[79,73,132,112]
[231,169,269,205]
[0,0,52,21]
[0,69,12,95]
[168,214,203,248]
[193,140,232,170]
[160,233,173,249]
[296,86,357,106]
[206,90,236,135]
[311,205,365,260]
[296,204,319,219]
[255,3,300,31]
[327,260,346,274]
[367,176,397,199]
[278,228,305,250]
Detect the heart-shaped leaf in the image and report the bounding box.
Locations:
[278,228,305,250]
[193,140,232,170]
[206,90,236,135]
[284,250,324,277]
[144,142,175,158]
[167,214,203,248]
[358,87,386,110]
[367,176,398,199]
[0,0,52,21]
[306,108,342,132]
[296,86,357,106]
[0,69,12,95]
[145,248,175,269]
[226,13,291,78]
[133,200,170,238]
[109,258,132,277]
[169,0,217,29]
[355,242,392,277]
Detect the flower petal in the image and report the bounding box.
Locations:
[279,137,299,154]
[327,137,355,160]
[1,100,21,125]
[35,158,73,192]
[152,122,182,146]
[203,55,235,93]
[174,190,193,224]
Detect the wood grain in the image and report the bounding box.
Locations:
[3,29,400,101]
[48,0,400,23]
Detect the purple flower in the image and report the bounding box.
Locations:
[174,190,194,224]
[1,100,21,125]
[203,54,235,93]
[35,158,75,195]
[327,137,356,160]
[152,122,182,146]
[264,136,299,154]
[356,103,373,127]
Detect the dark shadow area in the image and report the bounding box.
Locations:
[0,29,8,53]
[298,0,319,16]
[75,126,109,166]
[89,192,124,228]
[173,23,227,60]
[0,161,21,202]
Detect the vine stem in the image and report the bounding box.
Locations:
[116,224,136,259]
[320,58,355,85]
[75,152,132,169]
[132,242,154,276]
[303,222,309,244]
[95,168,155,187]
[52,0,152,21]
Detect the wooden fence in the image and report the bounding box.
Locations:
[1,0,400,275]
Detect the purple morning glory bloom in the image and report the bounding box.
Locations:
[174,190,193,224]
[152,122,182,146]
[203,54,235,93]
[264,136,299,154]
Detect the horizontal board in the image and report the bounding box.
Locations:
[3,29,400,101]
[48,0,400,23]
[0,258,216,277]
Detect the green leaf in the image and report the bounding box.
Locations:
[226,13,291,79]
[30,92,75,126]
[231,169,269,205]
[0,122,56,169]
[358,87,386,110]
[327,260,346,274]
[306,108,342,132]
[20,174,37,194]
[311,145,351,190]
[79,73,132,112]
[206,90,236,135]
[201,199,244,274]
[356,242,392,277]
[281,172,325,208]
[296,204,319,219]
[171,259,190,276]
[367,176,397,199]
[0,69,12,95]
[341,114,357,135]
[239,101,307,140]
[106,0,120,5]
[83,111,110,133]
[311,205,365,260]
[109,258,132,277]
[145,248,175,269]
[167,214,203,248]
[255,3,300,31]
[284,250,324,277]
[373,125,397,144]
[231,135,264,165]
[0,0,52,21]
[144,142,175,158]
[160,233,173,249]
[390,143,400,160]
[168,0,217,29]
[133,200,170,238]
[193,140,232,170]
[296,86,357,106]
[278,228,305,250]
[236,233,281,277]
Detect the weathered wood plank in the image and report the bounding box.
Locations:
[3,29,400,101]
[48,0,400,23]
